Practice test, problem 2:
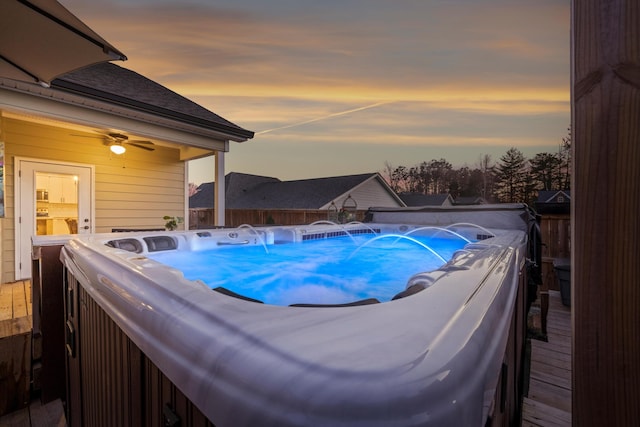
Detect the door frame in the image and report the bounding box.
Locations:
[14,157,95,280]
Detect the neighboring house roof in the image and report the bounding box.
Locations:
[454,196,487,205]
[232,173,377,209]
[52,62,254,140]
[398,193,454,207]
[535,190,571,215]
[190,173,281,209]
[189,182,216,209]
[537,190,571,203]
[190,172,405,209]
[225,172,282,206]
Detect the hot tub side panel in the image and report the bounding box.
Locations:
[62,265,528,427]
[64,270,215,427]
[486,255,528,426]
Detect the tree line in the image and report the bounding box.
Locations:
[382,129,571,206]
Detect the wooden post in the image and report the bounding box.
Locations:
[573,0,640,424]
[214,151,225,227]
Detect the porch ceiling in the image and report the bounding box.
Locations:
[0,79,233,161]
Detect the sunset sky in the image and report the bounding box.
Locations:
[62,0,570,184]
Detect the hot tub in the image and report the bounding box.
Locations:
[59,204,534,426]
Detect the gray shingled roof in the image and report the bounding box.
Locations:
[52,62,254,139]
[537,190,571,203]
[398,192,452,207]
[190,172,379,209]
[454,196,487,205]
[535,190,570,214]
[189,182,216,209]
[190,173,281,209]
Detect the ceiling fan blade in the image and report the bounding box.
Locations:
[70,133,103,139]
[128,142,155,151]
[71,131,156,152]
[108,132,128,140]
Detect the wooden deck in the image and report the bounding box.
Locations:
[0,279,32,331]
[0,280,67,426]
[1,280,32,421]
[522,290,572,426]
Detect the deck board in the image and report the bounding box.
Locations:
[0,281,32,338]
[522,397,572,426]
[0,282,13,321]
[0,281,30,322]
[527,379,572,413]
[522,290,572,426]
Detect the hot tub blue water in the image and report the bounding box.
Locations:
[148,235,468,306]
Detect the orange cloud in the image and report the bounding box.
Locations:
[62,0,570,181]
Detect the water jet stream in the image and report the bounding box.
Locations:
[238,224,269,253]
[399,226,471,244]
[348,234,447,263]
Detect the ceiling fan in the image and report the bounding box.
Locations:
[72,131,155,154]
[103,132,155,154]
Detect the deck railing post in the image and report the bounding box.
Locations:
[573,0,640,424]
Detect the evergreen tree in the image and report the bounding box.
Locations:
[530,152,561,191]
[494,147,527,203]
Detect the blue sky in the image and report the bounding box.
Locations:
[62,0,570,184]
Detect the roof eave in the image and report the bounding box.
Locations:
[0,77,246,148]
[51,78,254,141]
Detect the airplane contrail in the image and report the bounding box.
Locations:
[255,101,393,135]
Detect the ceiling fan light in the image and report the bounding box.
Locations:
[110,144,126,155]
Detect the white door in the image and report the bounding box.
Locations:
[15,158,93,280]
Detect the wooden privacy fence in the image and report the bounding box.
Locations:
[189,208,368,229]
[539,214,571,259]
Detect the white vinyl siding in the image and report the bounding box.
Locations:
[1,117,185,282]
[324,176,403,210]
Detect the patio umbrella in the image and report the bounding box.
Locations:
[0,0,126,86]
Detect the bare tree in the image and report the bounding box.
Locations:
[188,182,200,197]
[477,154,494,200]
[558,127,572,189]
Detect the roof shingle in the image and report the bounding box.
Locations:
[52,62,254,139]
[190,172,380,209]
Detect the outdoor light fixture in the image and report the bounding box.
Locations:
[110,143,126,155]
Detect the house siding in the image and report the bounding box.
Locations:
[1,118,185,282]
[324,177,402,210]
